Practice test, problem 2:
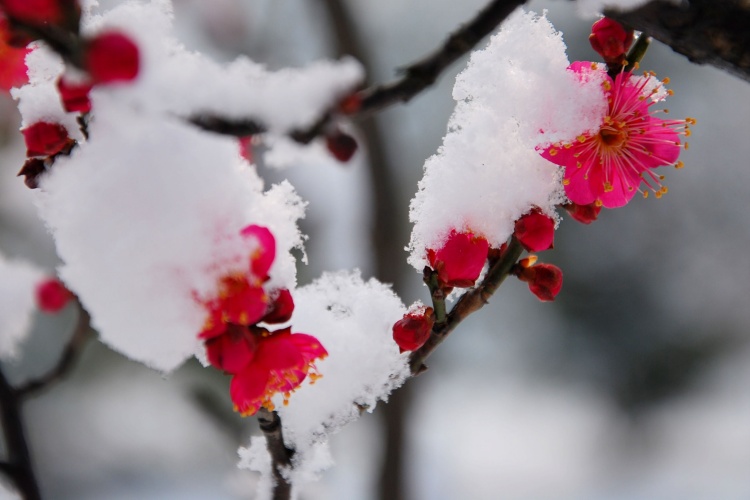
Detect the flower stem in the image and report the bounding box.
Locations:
[409,237,524,374]
[424,268,447,324]
[624,33,652,73]
[257,408,295,500]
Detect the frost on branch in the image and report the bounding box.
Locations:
[239,271,409,495]
[0,251,44,360]
[408,11,607,269]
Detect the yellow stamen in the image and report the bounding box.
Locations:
[595,199,603,207]
[675,161,685,169]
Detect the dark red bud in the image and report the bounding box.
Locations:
[325,130,357,162]
[393,307,434,353]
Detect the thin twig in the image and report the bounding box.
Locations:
[256,408,294,500]
[190,0,528,140]
[409,237,524,375]
[0,368,41,500]
[16,300,92,399]
[357,0,527,115]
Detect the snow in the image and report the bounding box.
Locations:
[239,271,410,497]
[12,0,364,372]
[0,252,44,360]
[407,10,607,270]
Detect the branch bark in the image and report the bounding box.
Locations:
[256,408,294,500]
[605,0,750,82]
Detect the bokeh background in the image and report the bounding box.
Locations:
[1,0,749,498]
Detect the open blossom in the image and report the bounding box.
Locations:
[227,327,327,416]
[198,225,327,416]
[540,61,694,208]
[427,229,489,288]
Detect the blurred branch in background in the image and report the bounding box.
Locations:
[0,300,92,499]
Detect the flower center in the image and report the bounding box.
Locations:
[598,126,627,148]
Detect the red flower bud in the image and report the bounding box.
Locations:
[563,202,602,224]
[56,76,92,113]
[589,17,634,66]
[22,121,70,157]
[325,130,357,162]
[84,31,139,84]
[262,288,294,324]
[35,278,72,312]
[393,306,434,353]
[427,229,489,288]
[514,209,555,252]
[0,0,63,25]
[515,257,562,302]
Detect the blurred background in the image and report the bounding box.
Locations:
[1,0,749,498]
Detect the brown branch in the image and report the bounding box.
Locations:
[409,237,524,375]
[605,0,750,82]
[0,368,41,500]
[16,300,93,399]
[256,408,294,500]
[190,0,529,140]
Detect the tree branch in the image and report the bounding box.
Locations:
[256,408,294,500]
[0,368,41,500]
[409,237,524,375]
[605,0,750,82]
[190,0,529,140]
[16,301,92,399]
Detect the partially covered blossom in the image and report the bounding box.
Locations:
[84,31,140,84]
[540,62,693,208]
[589,18,633,67]
[514,256,562,302]
[514,209,555,252]
[198,225,327,416]
[427,229,489,288]
[35,278,72,312]
[393,305,434,352]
